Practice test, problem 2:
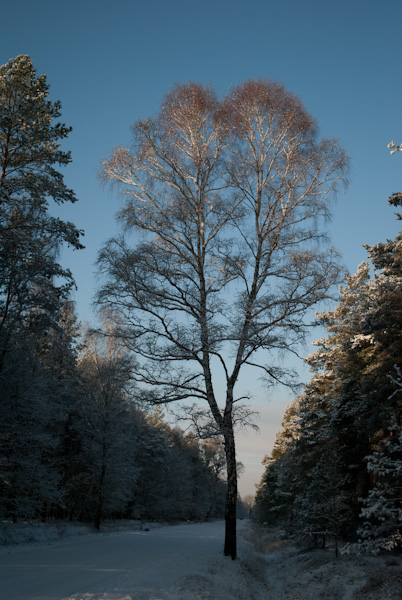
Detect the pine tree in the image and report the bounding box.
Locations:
[0,56,83,520]
[254,397,302,526]
[257,197,402,551]
[0,55,83,373]
[356,414,402,554]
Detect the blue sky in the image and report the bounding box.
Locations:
[2,0,402,495]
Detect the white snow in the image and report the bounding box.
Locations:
[0,520,401,599]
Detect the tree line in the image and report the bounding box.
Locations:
[1,315,228,526]
[0,55,227,529]
[254,196,402,555]
[0,288,228,526]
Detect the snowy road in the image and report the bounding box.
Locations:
[0,521,228,600]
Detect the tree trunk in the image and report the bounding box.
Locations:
[223,427,237,559]
[95,462,106,530]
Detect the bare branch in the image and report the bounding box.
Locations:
[97,79,348,559]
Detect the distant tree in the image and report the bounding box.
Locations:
[128,410,226,523]
[201,439,227,521]
[72,326,140,529]
[129,406,173,521]
[254,396,303,526]
[98,80,348,558]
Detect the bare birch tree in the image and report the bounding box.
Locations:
[97,80,348,558]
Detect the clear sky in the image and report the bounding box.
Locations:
[2,0,402,496]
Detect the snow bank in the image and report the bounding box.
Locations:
[0,520,93,546]
[0,519,158,547]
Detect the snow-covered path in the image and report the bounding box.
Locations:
[3,520,396,600]
[0,521,229,600]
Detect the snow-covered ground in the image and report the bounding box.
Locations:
[0,520,401,599]
[242,524,402,600]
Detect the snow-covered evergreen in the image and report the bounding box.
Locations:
[254,198,402,554]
